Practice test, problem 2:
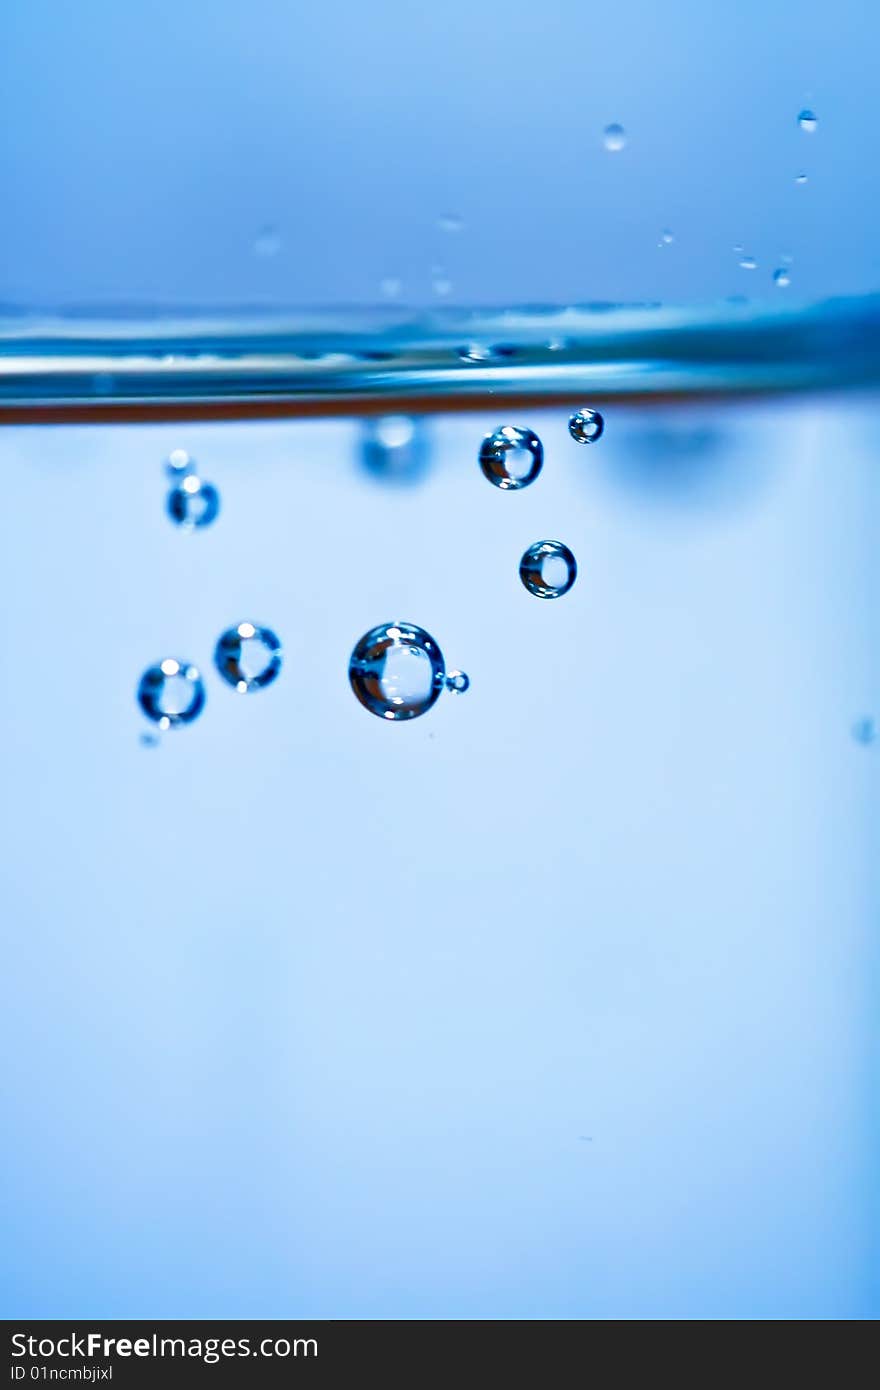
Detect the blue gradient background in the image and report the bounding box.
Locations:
[2,0,879,309]
[1,1,879,1321]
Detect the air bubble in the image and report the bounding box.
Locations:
[568,408,605,444]
[739,255,757,271]
[445,670,470,694]
[166,449,196,478]
[431,266,452,297]
[519,540,577,599]
[479,425,543,490]
[348,622,467,720]
[795,172,808,185]
[214,622,282,693]
[659,229,674,245]
[773,267,791,288]
[438,214,464,233]
[361,416,429,484]
[798,109,817,133]
[137,659,206,730]
[603,123,626,152]
[167,475,220,530]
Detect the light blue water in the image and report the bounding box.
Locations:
[0,393,877,1319]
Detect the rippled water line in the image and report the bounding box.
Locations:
[1,297,879,421]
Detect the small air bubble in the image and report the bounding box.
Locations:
[795,172,808,185]
[165,448,196,478]
[137,660,205,729]
[445,670,470,694]
[166,477,220,530]
[773,267,791,288]
[659,229,674,245]
[739,255,758,271]
[438,214,464,233]
[479,425,543,490]
[798,109,818,133]
[214,623,282,693]
[568,408,604,444]
[519,540,578,600]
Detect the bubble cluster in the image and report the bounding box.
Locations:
[137,659,206,731]
[348,622,468,721]
[479,425,544,490]
[568,408,605,444]
[214,623,283,693]
[519,540,578,600]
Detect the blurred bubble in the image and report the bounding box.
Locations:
[361,416,430,486]
[603,123,627,152]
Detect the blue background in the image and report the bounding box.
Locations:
[2,0,879,310]
[1,400,878,1319]
[1,0,879,1321]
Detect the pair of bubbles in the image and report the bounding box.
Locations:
[165,450,221,529]
[478,408,604,600]
[139,621,470,728]
[138,622,282,734]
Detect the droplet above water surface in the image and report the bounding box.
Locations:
[348,622,468,720]
[137,659,206,730]
[603,123,627,152]
[519,540,578,599]
[214,623,283,693]
[479,425,544,490]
